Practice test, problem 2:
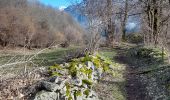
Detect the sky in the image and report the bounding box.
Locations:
[39,0,81,9]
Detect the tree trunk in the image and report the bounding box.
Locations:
[122,0,128,41]
[106,0,114,45]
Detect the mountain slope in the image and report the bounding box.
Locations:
[0,0,85,48]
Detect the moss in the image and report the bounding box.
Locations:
[68,62,78,77]
[68,96,73,100]
[51,72,62,76]
[76,90,82,96]
[83,89,90,97]
[92,57,101,68]
[73,90,82,99]
[80,66,93,79]
[66,82,71,96]
[102,63,110,72]
[80,54,92,63]
[82,79,93,86]
[48,53,117,99]
[49,64,63,70]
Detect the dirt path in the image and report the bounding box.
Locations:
[114,47,151,100]
[125,67,150,100]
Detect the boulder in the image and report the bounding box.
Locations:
[41,81,60,92]
[34,90,58,100]
[48,76,58,82]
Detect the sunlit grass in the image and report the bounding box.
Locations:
[0,46,80,77]
[98,48,127,100]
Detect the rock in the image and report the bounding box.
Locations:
[55,77,64,84]
[71,78,82,86]
[59,69,69,75]
[41,81,60,92]
[96,68,103,79]
[48,76,58,82]
[86,61,95,70]
[60,86,67,95]
[64,63,70,67]
[77,96,83,100]
[89,91,99,99]
[78,64,83,69]
[34,90,58,100]
[54,77,67,89]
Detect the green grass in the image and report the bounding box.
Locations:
[98,48,127,100]
[0,46,79,66]
[32,47,79,66]
[99,48,117,59]
[0,46,81,76]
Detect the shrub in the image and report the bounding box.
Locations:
[127,33,143,44]
[129,47,167,62]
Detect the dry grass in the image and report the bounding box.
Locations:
[0,46,82,99]
[0,67,47,100]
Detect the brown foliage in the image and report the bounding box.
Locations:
[0,0,84,49]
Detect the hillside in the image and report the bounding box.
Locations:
[0,0,85,49]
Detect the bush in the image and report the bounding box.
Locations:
[127,33,143,44]
[129,47,167,62]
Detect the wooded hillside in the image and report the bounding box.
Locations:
[0,0,84,49]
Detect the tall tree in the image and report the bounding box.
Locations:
[122,0,129,41]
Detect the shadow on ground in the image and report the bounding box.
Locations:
[113,46,152,100]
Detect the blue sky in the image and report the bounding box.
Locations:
[39,0,81,9]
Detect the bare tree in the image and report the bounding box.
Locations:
[139,0,170,47]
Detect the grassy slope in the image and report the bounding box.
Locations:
[0,46,80,77]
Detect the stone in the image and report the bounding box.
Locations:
[77,96,83,100]
[34,90,58,100]
[60,86,67,95]
[41,81,60,92]
[86,61,95,70]
[78,64,83,69]
[71,78,82,86]
[96,68,103,79]
[64,63,70,67]
[55,77,65,84]
[48,76,58,82]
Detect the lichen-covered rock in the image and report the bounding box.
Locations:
[86,61,95,70]
[34,90,58,100]
[41,81,60,92]
[71,78,82,86]
[34,54,115,100]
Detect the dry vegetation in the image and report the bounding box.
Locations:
[0,0,84,49]
[0,3,86,95]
